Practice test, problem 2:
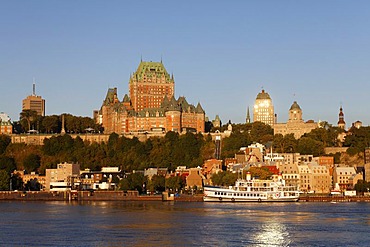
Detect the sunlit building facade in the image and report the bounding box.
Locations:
[96,61,205,134]
[253,89,275,126]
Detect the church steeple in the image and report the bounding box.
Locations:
[338,106,346,129]
[246,106,251,123]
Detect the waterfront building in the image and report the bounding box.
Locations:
[279,163,300,188]
[332,166,357,191]
[96,61,205,134]
[274,101,318,139]
[0,112,12,134]
[79,167,122,190]
[297,163,331,193]
[45,162,80,191]
[22,83,45,116]
[253,89,275,126]
[186,168,205,190]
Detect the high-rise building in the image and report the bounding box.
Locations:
[253,89,275,126]
[96,60,205,134]
[22,83,45,116]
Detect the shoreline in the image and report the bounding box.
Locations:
[1,191,370,202]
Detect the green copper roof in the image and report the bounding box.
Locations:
[256,90,271,100]
[289,101,301,111]
[130,61,173,83]
[103,88,118,105]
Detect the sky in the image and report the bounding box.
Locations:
[1,0,370,127]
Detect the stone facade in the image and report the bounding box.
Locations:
[274,101,317,139]
[96,61,205,134]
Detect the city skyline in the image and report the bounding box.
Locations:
[1,1,370,126]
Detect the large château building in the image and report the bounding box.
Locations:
[274,101,317,139]
[22,83,45,116]
[253,89,275,126]
[95,61,205,134]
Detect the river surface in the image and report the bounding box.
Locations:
[0,201,369,246]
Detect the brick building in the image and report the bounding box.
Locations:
[96,61,205,134]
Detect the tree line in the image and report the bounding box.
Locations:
[1,119,370,190]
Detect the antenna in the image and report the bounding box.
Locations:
[32,78,36,96]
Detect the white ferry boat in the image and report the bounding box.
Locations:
[204,173,300,202]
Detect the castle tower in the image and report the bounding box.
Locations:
[338,106,346,129]
[129,61,174,112]
[253,89,274,126]
[288,101,303,123]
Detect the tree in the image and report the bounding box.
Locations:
[250,122,274,143]
[210,171,238,186]
[0,156,16,174]
[42,115,60,133]
[0,170,10,190]
[165,176,184,192]
[23,153,41,172]
[297,137,325,157]
[0,135,11,155]
[20,109,38,132]
[249,167,273,180]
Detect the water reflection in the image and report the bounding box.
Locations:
[252,219,290,247]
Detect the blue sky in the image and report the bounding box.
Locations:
[1,1,370,127]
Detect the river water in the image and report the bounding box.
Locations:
[0,201,369,246]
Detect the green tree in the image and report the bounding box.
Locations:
[42,115,60,133]
[165,176,184,192]
[23,153,41,172]
[297,137,325,156]
[0,135,11,155]
[250,122,274,143]
[210,171,237,186]
[20,109,38,132]
[249,167,273,180]
[0,156,16,174]
[0,170,10,190]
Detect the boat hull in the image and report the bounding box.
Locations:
[203,185,300,202]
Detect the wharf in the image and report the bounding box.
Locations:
[299,195,370,202]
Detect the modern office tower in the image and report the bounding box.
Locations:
[253,89,275,126]
[22,83,45,116]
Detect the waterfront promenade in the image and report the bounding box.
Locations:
[1,191,369,202]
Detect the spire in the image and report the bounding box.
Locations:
[246,106,251,123]
[338,106,346,129]
[32,78,36,96]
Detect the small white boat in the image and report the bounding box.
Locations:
[203,173,300,202]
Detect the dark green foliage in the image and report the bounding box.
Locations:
[273,133,297,153]
[0,135,11,155]
[354,180,370,193]
[23,153,41,172]
[210,171,238,186]
[0,156,16,174]
[165,176,185,192]
[344,126,370,155]
[118,172,146,193]
[297,137,325,157]
[148,175,165,193]
[0,170,10,190]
